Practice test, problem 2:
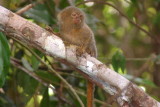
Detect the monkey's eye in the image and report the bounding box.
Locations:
[71,12,77,17]
[79,14,83,18]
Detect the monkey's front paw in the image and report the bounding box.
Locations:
[76,46,85,57]
[45,26,60,36]
[63,41,71,46]
[45,26,54,33]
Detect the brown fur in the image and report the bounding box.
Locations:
[57,6,97,57]
[58,6,97,107]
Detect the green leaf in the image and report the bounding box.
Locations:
[40,88,49,107]
[59,0,70,9]
[111,51,126,73]
[130,0,138,5]
[16,70,39,103]
[44,0,56,18]
[24,3,55,25]
[153,13,160,28]
[31,49,43,71]
[155,0,160,2]
[126,4,136,19]
[36,70,60,83]
[0,32,10,87]
[22,58,34,72]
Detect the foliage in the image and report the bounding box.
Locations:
[0,33,10,87]
[111,50,126,73]
[0,0,160,106]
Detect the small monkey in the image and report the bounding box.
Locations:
[57,6,97,107]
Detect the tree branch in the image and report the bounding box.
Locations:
[10,36,84,107]
[0,6,159,107]
[16,3,35,15]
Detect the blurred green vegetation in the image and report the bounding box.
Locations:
[0,0,160,106]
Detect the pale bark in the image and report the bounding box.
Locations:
[0,5,159,107]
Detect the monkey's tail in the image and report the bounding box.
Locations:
[87,81,95,107]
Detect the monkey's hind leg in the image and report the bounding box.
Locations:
[87,80,95,107]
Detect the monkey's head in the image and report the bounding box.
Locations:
[58,6,85,29]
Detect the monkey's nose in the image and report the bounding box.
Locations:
[75,16,79,18]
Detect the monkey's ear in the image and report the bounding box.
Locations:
[57,13,63,25]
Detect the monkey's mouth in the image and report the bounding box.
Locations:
[73,19,81,24]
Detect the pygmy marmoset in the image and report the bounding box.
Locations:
[57,6,97,107]
[57,6,97,57]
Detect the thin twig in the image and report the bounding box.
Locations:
[10,57,55,91]
[16,4,35,15]
[11,57,72,105]
[51,80,112,106]
[11,54,109,106]
[98,57,149,62]
[76,0,153,37]
[10,37,84,107]
[75,89,112,106]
